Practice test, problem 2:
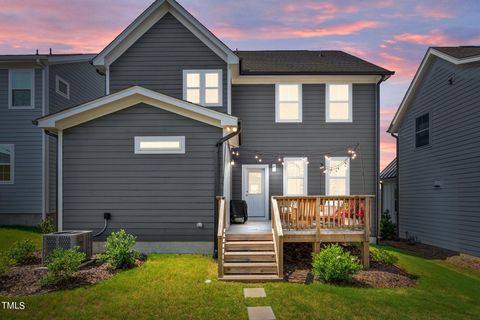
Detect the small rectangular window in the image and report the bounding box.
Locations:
[283,157,308,195]
[415,113,429,148]
[134,136,185,154]
[55,75,70,99]
[325,157,350,195]
[0,144,14,184]
[276,84,302,122]
[183,70,222,106]
[326,84,352,122]
[9,69,34,109]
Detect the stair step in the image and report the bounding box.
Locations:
[226,233,273,241]
[224,251,276,262]
[223,262,277,274]
[225,241,274,251]
[219,274,283,282]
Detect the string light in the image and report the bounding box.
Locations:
[230,160,235,166]
[258,158,262,162]
[255,155,258,159]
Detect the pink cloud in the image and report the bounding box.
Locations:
[392,29,453,45]
[415,4,452,19]
[375,51,419,80]
[214,20,382,40]
[380,108,397,170]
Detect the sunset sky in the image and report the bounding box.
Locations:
[1,0,479,169]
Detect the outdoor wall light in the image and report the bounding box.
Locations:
[196,222,204,229]
[272,164,276,172]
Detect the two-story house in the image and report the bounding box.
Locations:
[388,46,480,257]
[35,0,393,280]
[0,54,104,226]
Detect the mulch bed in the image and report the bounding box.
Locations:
[0,255,144,296]
[283,243,416,288]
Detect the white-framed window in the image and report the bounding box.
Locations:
[326,84,352,122]
[283,157,308,196]
[134,136,185,154]
[55,75,70,99]
[325,157,350,195]
[8,69,34,109]
[0,144,14,184]
[182,70,222,107]
[276,84,302,122]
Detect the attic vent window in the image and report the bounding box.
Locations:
[134,136,185,154]
[55,75,70,99]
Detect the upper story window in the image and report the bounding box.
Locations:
[55,75,70,99]
[415,113,429,148]
[325,157,350,195]
[326,84,352,122]
[0,144,14,184]
[9,69,34,109]
[183,70,222,107]
[283,157,308,195]
[276,84,302,123]
[134,136,185,154]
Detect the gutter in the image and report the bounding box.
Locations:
[390,132,399,239]
[375,75,387,242]
[213,121,242,258]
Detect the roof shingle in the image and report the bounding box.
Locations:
[380,158,397,180]
[432,46,480,59]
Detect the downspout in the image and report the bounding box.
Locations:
[213,121,242,258]
[390,132,399,239]
[375,75,387,242]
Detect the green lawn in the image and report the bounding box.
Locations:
[0,227,41,252]
[1,228,479,320]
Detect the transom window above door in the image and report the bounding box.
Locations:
[183,70,222,107]
[276,84,302,122]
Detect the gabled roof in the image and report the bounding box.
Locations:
[388,46,480,133]
[36,86,238,131]
[236,50,394,76]
[93,0,239,70]
[380,158,397,180]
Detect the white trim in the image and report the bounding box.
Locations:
[93,0,238,68]
[227,67,232,114]
[42,68,47,219]
[275,84,303,123]
[231,71,382,85]
[8,68,35,109]
[283,157,308,196]
[325,157,350,196]
[55,75,70,99]
[325,83,352,123]
[0,144,14,184]
[105,66,110,95]
[182,69,223,107]
[57,131,63,231]
[389,48,480,133]
[242,164,269,220]
[36,86,238,131]
[134,136,185,154]
[223,144,232,227]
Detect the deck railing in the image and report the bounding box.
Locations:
[216,196,226,278]
[273,195,373,233]
[271,198,284,277]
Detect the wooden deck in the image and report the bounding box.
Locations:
[217,195,373,282]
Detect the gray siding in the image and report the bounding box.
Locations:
[62,104,222,241]
[231,84,378,231]
[48,62,105,214]
[110,13,228,113]
[0,68,43,225]
[398,58,480,256]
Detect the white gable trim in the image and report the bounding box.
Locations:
[388,48,480,133]
[93,0,238,69]
[36,86,237,131]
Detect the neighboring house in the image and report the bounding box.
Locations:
[34,0,393,279]
[380,158,398,226]
[388,46,480,257]
[0,54,105,226]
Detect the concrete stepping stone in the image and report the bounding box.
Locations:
[247,306,276,320]
[244,288,266,298]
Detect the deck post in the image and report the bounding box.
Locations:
[361,241,370,268]
[313,242,321,253]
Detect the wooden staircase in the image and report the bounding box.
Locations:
[219,233,283,281]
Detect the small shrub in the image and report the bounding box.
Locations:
[380,209,396,240]
[38,217,56,234]
[101,229,139,269]
[312,244,362,283]
[0,253,15,276]
[371,247,398,265]
[42,247,85,286]
[7,239,37,264]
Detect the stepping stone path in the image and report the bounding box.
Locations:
[244,288,276,320]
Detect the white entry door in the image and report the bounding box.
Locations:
[242,165,269,219]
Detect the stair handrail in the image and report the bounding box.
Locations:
[217,196,226,278]
[271,197,284,278]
